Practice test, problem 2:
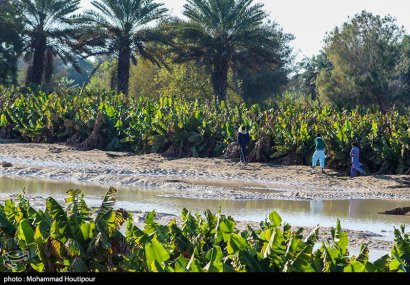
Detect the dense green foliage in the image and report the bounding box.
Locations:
[81,0,169,95]
[2,0,294,103]
[315,11,410,109]
[0,188,409,272]
[2,1,409,107]
[293,51,333,101]
[174,0,287,102]
[87,59,215,102]
[1,87,409,174]
[236,21,294,104]
[0,0,23,85]
[12,0,84,87]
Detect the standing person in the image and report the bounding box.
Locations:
[350,142,364,177]
[311,133,326,173]
[237,126,250,164]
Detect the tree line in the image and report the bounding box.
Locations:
[0,0,409,109]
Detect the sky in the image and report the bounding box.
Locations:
[81,0,410,61]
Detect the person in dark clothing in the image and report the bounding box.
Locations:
[237,126,250,163]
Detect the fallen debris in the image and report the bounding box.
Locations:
[1,161,12,168]
[379,207,410,215]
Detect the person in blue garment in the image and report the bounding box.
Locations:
[237,126,250,164]
[311,133,326,173]
[350,141,365,177]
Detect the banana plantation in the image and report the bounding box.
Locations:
[0,188,409,272]
[1,87,409,175]
[1,0,410,277]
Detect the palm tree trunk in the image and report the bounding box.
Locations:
[8,56,18,85]
[211,57,228,103]
[232,70,242,96]
[31,36,47,85]
[44,49,54,91]
[117,46,131,95]
[25,64,33,86]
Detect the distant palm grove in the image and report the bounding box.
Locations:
[0,0,410,174]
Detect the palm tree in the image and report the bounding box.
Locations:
[296,51,333,100]
[175,0,281,103]
[82,0,168,95]
[0,0,23,85]
[12,0,83,86]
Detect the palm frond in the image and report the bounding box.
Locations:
[177,0,286,71]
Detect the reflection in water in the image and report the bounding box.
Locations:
[349,200,360,217]
[310,200,323,215]
[0,175,409,236]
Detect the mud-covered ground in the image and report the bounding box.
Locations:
[1,140,409,253]
[0,140,409,201]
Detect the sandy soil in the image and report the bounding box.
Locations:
[0,140,409,201]
[0,139,409,252]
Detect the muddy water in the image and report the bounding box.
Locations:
[0,175,409,241]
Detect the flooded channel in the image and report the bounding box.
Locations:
[0,175,409,241]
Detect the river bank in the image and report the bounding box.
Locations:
[0,191,394,253]
[0,140,409,201]
[0,140,409,252]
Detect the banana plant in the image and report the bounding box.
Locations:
[1,86,410,174]
[1,189,410,272]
